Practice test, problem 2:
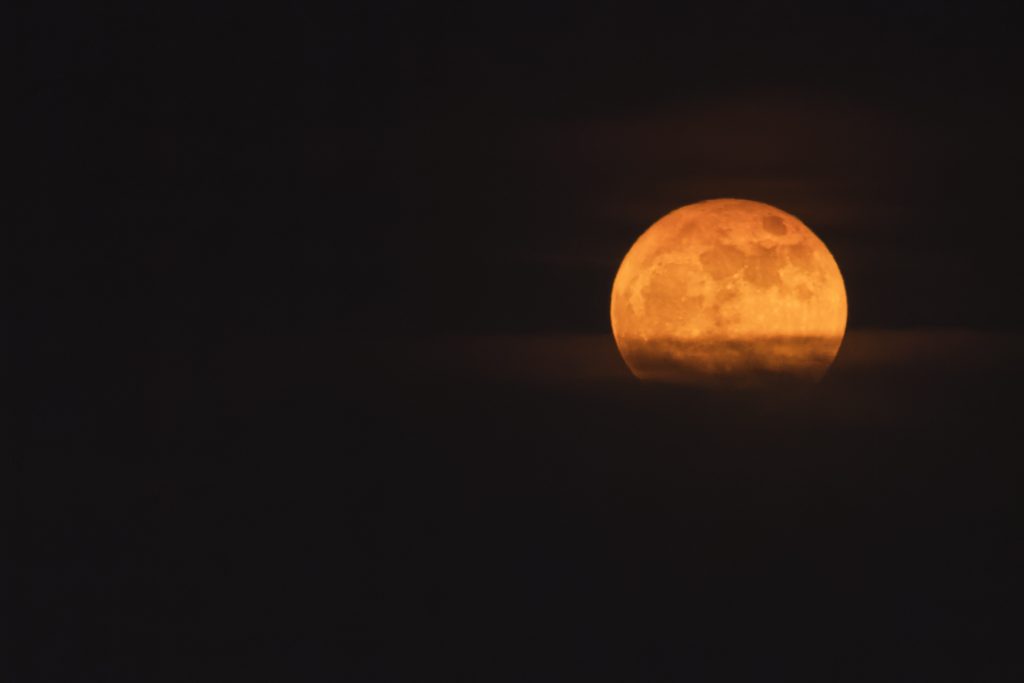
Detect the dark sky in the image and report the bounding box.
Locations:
[23,1,1024,337]
[18,3,1024,681]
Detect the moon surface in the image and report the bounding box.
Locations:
[610,198,847,385]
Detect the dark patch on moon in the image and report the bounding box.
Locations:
[699,245,745,280]
[793,284,814,301]
[676,294,705,321]
[762,215,788,235]
[743,245,785,289]
[784,243,816,271]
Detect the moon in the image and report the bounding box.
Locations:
[610,198,847,385]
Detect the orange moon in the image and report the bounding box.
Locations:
[610,198,847,385]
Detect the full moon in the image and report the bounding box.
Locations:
[610,198,847,385]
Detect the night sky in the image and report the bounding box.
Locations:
[19,2,1024,680]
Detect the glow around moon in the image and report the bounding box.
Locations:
[610,199,847,385]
